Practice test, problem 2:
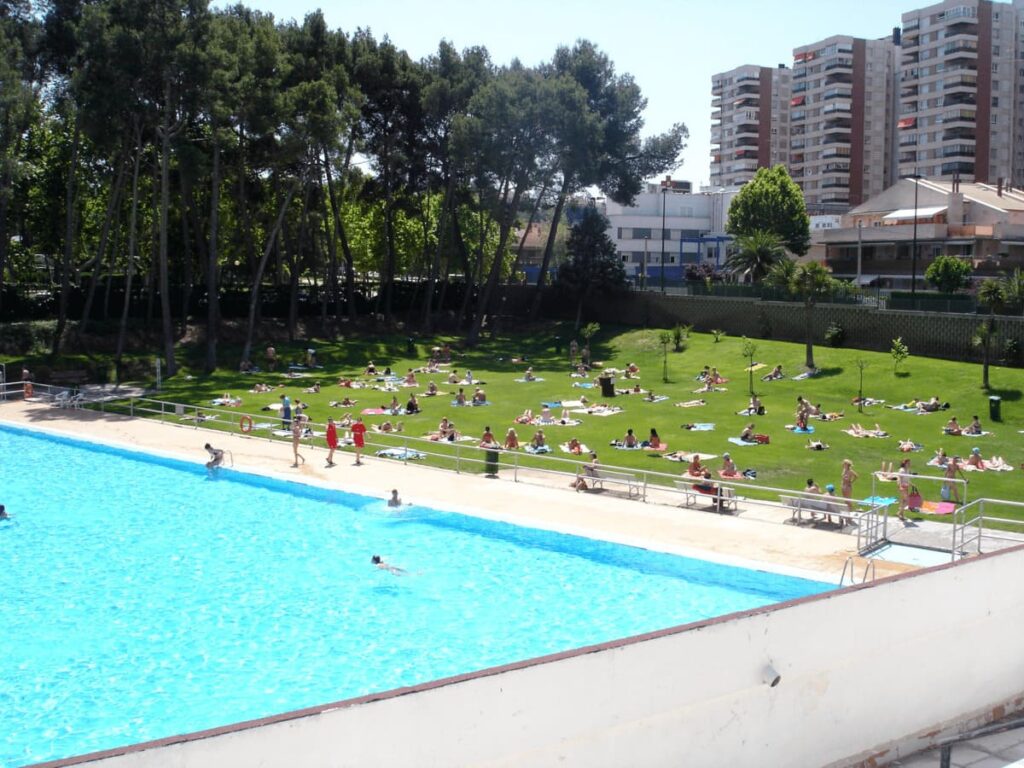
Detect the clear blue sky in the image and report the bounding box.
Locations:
[238,0,908,187]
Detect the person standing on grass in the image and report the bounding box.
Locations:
[351,416,367,465]
[325,417,339,467]
[896,457,912,522]
[841,459,859,513]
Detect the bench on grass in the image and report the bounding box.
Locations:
[780,494,850,526]
[674,481,738,513]
[586,468,643,499]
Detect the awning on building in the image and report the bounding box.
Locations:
[897,117,917,129]
[882,205,947,221]
[790,95,805,107]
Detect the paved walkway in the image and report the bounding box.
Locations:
[1,398,917,583]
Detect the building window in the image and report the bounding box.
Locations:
[632,227,652,240]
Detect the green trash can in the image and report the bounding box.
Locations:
[484,448,500,477]
[989,395,1002,422]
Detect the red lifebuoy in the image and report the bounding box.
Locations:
[239,415,253,433]
[23,382,33,398]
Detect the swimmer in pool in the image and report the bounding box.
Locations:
[0,504,8,520]
[387,489,402,507]
[371,555,406,575]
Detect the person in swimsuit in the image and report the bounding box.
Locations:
[351,416,366,465]
[204,443,224,469]
[371,555,406,575]
[325,417,339,467]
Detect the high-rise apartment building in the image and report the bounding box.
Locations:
[790,35,898,210]
[710,65,792,188]
[897,0,1021,182]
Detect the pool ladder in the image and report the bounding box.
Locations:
[839,556,877,587]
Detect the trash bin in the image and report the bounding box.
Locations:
[484,448,500,476]
[553,336,562,355]
[406,337,416,355]
[599,375,616,398]
[989,395,1002,422]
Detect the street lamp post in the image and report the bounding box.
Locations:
[856,220,863,286]
[642,236,648,291]
[910,172,921,300]
[660,184,668,294]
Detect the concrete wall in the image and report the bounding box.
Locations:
[48,547,1024,768]
[507,286,1024,362]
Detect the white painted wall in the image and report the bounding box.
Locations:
[60,548,1024,768]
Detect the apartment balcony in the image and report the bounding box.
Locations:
[941,160,975,176]
[734,126,759,139]
[824,58,853,72]
[822,161,850,173]
[901,85,919,99]
[734,137,759,148]
[942,109,976,127]
[899,151,918,164]
[823,118,856,132]
[711,110,722,121]
[902,33,920,49]
[820,194,850,204]
[822,134,852,146]
[734,149,759,160]
[903,51,920,65]
[825,73,853,88]
[898,133,919,146]
[943,43,978,59]
[944,90,976,106]
[790,154,805,166]
[942,145,976,158]
[944,76,977,91]
[903,18,920,31]
[821,179,850,190]
[736,84,760,96]
[734,95,760,108]
[823,88,852,101]
[823,102,852,116]
[793,68,807,80]
[942,127,975,142]
[821,147,851,159]
[944,20,978,37]
[791,139,806,149]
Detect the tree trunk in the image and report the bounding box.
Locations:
[157,81,178,377]
[116,124,144,381]
[321,146,356,322]
[804,300,816,370]
[241,177,301,365]
[102,202,123,320]
[468,178,523,346]
[179,171,194,325]
[205,137,221,372]
[528,181,568,321]
[80,147,128,335]
[455,199,481,329]
[420,174,454,332]
[53,111,82,357]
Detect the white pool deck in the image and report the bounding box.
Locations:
[0,399,917,583]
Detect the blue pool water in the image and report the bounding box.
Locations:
[0,424,830,767]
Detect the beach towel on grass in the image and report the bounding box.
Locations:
[791,370,817,381]
[727,437,760,447]
[571,408,622,417]
[926,457,949,468]
[667,452,718,463]
[558,399,587,408]
[920,501,957,515]
[541,401,562,408]
[676,400,707,408]
[533,418,582,427]
[250,422,275,431]
[642,395,669,403]
[862,495,898,506]
[786,425,815,434]
[692,387,727,394]
[886,404,920,413]
[272,429,323,438]
[524,444,552,454]
[451,400,491,407]
[514,377,545,383]
[718,471,745,480]
[682,423,715,431]
[842,429,887,438]
[375,447,425,460]
[642,443,668,452]
[610,443,642,450]
[944,430,993,437]
[559,443,591,455]
[744,363,766,372]
[572,382,596,389]
[362,407,400,415]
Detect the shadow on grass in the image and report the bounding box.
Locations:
[812,366,844,378]
[987,387,1022,402]
[895,371,912,379]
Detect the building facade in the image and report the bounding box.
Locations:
[790,34,899,211]
[897,0,1024,183]
[710,65,792,189]
[604,182,738,284]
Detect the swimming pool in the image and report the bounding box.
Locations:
[0,423,830,766]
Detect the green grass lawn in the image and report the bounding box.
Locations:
[98,322,1024,519]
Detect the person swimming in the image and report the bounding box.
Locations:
[371,554,406,575]
[204,443,225,469]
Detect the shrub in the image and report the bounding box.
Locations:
[891,336,910,374]
[671,323,692,352]
[711,329,726,343]
[1002,337,1021,366]
[824,321,845,348]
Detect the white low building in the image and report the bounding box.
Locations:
[603,180,739,284]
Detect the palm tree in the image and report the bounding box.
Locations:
[1000,267,1024,315]
[974,278,1007,389]
[726,230,785,283]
